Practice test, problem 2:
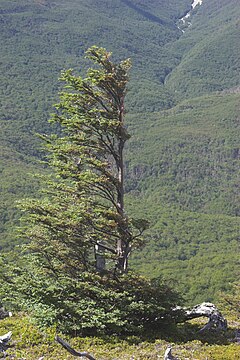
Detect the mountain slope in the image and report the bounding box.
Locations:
[0,145,41,249]
[166,8,240,98]
[126,93,240,216]
[126,92,240,303]
[0,0,239,302]
[0,0,191,244]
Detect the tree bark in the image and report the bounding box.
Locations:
[116,95,129,273]
[94,241,106,271]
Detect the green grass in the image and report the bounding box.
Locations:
[0,313,239,359]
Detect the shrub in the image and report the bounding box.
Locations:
[0,253,182,335]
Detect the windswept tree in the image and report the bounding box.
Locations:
[8,47,181,335]
[21,46,148,276]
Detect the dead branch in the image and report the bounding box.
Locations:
[174,302,227,332]
[164,345,179,360]
[0,331,12,354]
[55,335,96,359]
[185,302,227,332]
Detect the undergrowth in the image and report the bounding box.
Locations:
[0,313,239,359]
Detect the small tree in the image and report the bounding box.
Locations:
[21,46,147,276]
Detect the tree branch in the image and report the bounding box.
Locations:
[55,336,96,359]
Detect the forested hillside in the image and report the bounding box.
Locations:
[0,0,239,302]
[166,0,240,99]
[0,0,191,246]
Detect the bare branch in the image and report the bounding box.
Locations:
[164,346,179,360]
[55,336,96,359]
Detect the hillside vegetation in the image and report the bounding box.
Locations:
[0,0,191,245]
[126,93,240,216]
[126,92,239,303]
[166,0,240,99]
[0,0,239,304]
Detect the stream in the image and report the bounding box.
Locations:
[178,0,203,32]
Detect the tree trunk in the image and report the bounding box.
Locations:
[94,241,106,271]
[116,96,129,273]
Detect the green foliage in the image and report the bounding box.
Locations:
[3,46,182,335]
[0,252,181,336]
[124,92,240,302]
[166,0,240,100]
[166,23,240,99]
[19,46,148,275]
[126,93,240,216]
[129,200,239,304]
[0,146,42,249]
[222,282,240,320]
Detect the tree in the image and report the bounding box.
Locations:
[8,47,180,335]
[20,46,148,276]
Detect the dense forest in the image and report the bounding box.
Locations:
[0,1,239,356]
